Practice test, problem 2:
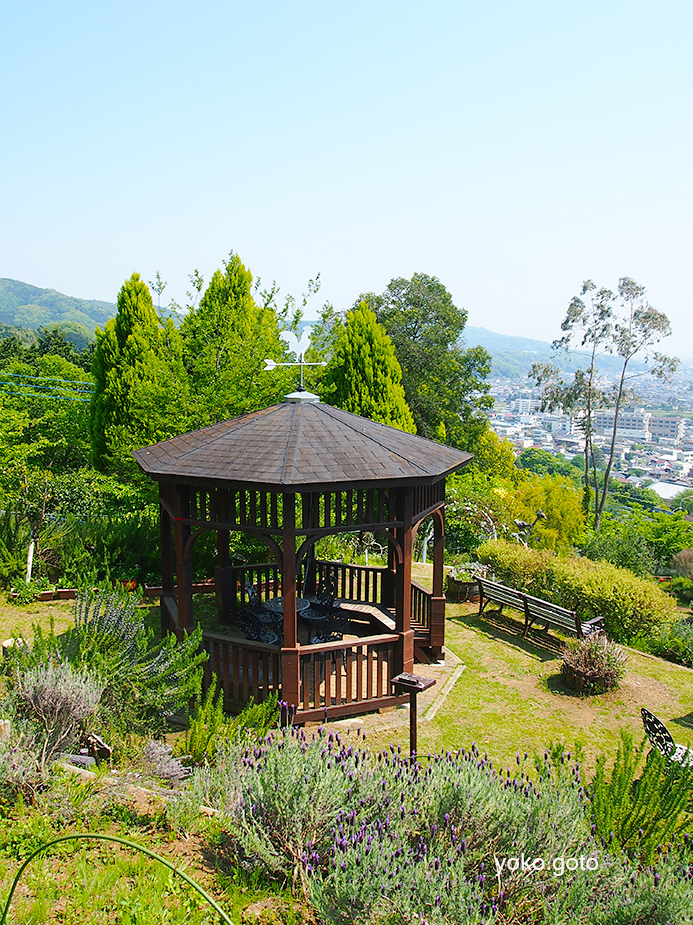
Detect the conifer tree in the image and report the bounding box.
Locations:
[180,252,288,425]
[322,303,416,433]
[89,273,188,474]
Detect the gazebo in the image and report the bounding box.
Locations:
[134,390,471,722]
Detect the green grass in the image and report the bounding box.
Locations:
[413,601,693,774]
[399,562,693,772]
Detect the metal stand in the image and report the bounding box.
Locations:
[391,672,436,762]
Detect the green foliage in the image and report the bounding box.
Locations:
[476,538,676,643]
[579,509,693,576]
[180,253,289,426]
[668,576,693,605]
[15,661,104,768]
[89,272,189,477]
[672,488,693,514]
[357,273,492,447]
[175,727,693,924]
[645,617,693,668]
[517,448,579,479]
[321,302,416,432]
[561,634,627,694]
[464,426,517,479]
[533,278,678,531]
[513,472,585,551]
[590,732,693,863]
[176,678,278,766]
[6,592,206,740]
[580,518,656,577]
[444,472,516,556]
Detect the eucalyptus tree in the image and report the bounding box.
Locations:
[532,277,678,530]
[531,280,613,517]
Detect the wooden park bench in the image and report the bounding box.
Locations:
[476,577,604,639]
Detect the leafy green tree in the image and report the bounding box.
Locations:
[672,488,693,514]
[513,472,585,551]
[89,273,189,476]
[517,448,577,479]
[445,471,516,556]
[356,273,492,447]
[321,303,416,432]
[464,426,517,480]
[580,517,656,576]
[180,253,289,426]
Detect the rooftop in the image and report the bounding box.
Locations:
[133,400,472,489]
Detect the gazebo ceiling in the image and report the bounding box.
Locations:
[133,399,471,490]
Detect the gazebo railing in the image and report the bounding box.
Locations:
[298,632,401,722]
[316,560,386,604]
[202,631,281,712]
[411,580,432,633]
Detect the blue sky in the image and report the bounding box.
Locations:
[2,1,691,353]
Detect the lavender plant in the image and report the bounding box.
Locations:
[15,660,104,767]
[6,591,206,739]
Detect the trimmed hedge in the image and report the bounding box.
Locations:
[475,538,676,643]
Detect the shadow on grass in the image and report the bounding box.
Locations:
[671,711,693,731]
[449,608,564,662]
[543,672,592,698]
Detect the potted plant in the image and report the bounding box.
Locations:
[561,633,627,694]
[446,562,487,603]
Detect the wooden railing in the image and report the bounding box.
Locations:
[317,560,386,604]
[297,633,400,722]
[233,562,282,604]
[411,580,432,633]
[202,631,281,712]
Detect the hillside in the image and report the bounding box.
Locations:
[0,278,115,332]
[463,325,651,378]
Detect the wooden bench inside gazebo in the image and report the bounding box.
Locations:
[133,389,471,722]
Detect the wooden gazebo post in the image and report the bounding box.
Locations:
[430,509,446,658]
[281,491,300,711]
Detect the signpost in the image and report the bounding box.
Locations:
[391,672,436,762]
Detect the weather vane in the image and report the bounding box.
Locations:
[264,328,326,389]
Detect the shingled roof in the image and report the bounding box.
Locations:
[133,398,472,489]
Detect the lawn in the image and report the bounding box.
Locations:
[0,598,74,646]
[360,562,693,773]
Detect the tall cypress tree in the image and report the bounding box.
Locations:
[180,252,288,425]
[322,303,416,433]
[89,273,188,473]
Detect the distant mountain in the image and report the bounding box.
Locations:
[463,325,653,379]
[0,279,115,332]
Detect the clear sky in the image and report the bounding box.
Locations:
[2,1,691,354]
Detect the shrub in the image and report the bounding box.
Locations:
[581,524,656,577]
[173,728,693,923]
[590,731,693,863]
[175,678,279,767]
[646,617,693,668]
[16,661,104,766]
[476,539,675,643]
[5,591,207,740]
[667,576,693,607]
[561,634,627,694]
[140,739,190,786]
